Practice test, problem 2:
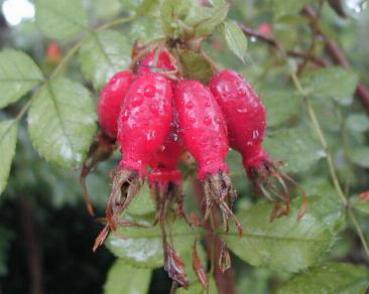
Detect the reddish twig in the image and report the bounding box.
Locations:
[193,180,236,294]
[302,5,369,114]
[239,24,327,67]
[240,8,369,115]
[19,197,44,294]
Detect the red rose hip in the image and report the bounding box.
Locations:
[98,70,134,139]
[175,80,242,235]
[210,69,307,219]
[94,73,174,251]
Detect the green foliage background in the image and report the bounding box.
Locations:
[0,0,369,293]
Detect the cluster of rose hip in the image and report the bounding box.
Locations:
[89,44,299,286]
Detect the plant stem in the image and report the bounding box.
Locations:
[239,12,369,262]
[49,40,84,80]
[193,180,236,294]
[302,5,369,115]
[95,16,136,32]
[6,16,136,125]
[289,51,369,261]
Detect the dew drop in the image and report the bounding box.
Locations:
[144,85,156,97]
[122,110,129,118]
[237,108,247,113]
[186,101,194,109]
[146,130,156,141]
[171,133,179,142]
[131,94,143,107]
[237,87,246,96]
[252,130,259,139]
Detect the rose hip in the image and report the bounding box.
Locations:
[94,73,173,251]
[209,70,267,168]
[80,71,134,216]
[174,79,242,235]
[210,69,307,219]
[98,70,134,139]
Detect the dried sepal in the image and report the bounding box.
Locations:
[164,244,189,287]
[192,240,208,290]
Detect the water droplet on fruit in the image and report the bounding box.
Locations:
[237,108,247,113]
[131,94,143,107]
[237,87,246,96]
[252,130,259,139]
[144,85,156,97]
[122,110,129,118]
[172,133,179,142]
[186,101,194,109]
[146,130,156,140]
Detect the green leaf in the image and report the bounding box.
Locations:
[272,0,314,18]
[91,0,123,19]
[128,18,163,43]
[194,3,229,37]
[237,268,271,294]
[277,263,369,294]
[264,127,325,173]
[348,147,369,168]
[260,89,300,127]
[120,0,161,16]
[161,0,228,37]
[209,0,226,5]
[302,67,359,105]
[119,0,144,11]
[0,120,18,195]
[161,0,193,37]
[106,218,198,268]
[351,195,369,215]
[223,195,344,273]
[346,114,369,133]
[136,0,162,16]
[104,260,152,294]
[79,30,131,90]
[0,50,44,109]
[223,20,248,63]
[28,78,97,169]
[35,0,88,40]
[177,278,217,294]
[177,49,214,84]
[126,183,156,216]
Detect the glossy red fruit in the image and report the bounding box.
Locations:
[210,69,307,219]
[175,79,243,236]
[117,73,173,175]
[149,117,183,186]
[209,69,267,171]
[138,46,182,184]
[138,47,177,76]
[174,80,229,180]
[98,71,134,139]
[95,73,174,250]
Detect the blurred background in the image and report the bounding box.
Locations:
[0,0,369,293]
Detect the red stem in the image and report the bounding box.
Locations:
[19,197,44,294]
[302,5,369,114]
[193,180,237,294]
